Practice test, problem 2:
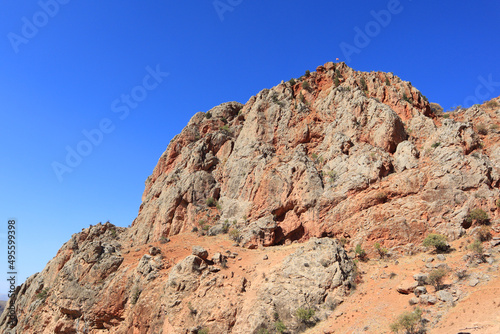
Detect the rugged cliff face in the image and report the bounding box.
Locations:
[2,62,500,333]
[131,61,499,251]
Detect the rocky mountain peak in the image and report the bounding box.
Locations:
[129,61,478,252]
[2,62,500,333]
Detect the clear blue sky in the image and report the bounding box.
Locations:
[1,0,499,295]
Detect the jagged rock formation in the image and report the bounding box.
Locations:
[131,62,499,252]
[1,62,500,333]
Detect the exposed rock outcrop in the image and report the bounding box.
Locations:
[2,63,500,333]
[129,62,500,252]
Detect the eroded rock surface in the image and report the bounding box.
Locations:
[2,63,500,333]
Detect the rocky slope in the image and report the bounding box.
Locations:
[1,62,500,333]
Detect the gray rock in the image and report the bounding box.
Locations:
[397,280,419,294]
[208,224,226,236]
[237,238,354,332]
[167,255,206,292]
[211,252,223,264]
[136,254,153,275]
[436,254,446,261]
[409,297,419,305]
[92,255,124,279]
[240,215,277,248]
[469,278,480,287]
[491,238,500,247]
[149,246,161,256]
[394,141,419,172]
[436,290,454,303]
[136,254,162,276]
[419,294,437,305]
[192,246,208,259]
[414,286,427,297]
[208,266,220,273]
[436,263,449,270]
[413,273,428,285]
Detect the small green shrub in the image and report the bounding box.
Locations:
[327,171,337,183]
[402,93,412,104]
[220,124,231,133]
[496,198,500,208]
[431,142,441,148]
[476,123,488,135]
[198,328,209,334]
[36,288,49,301]
[160,236,170,244]
[275,320,287,333]
[205,111,212,119]
[390,307,423,334]
[375,191,388,202]
[334,76,340,87]
[374,242,388,258]
[385,77,390,86]
[304,70,311,77]
[229,228,241,243]
[360,77,367,91]
[221,221,230,234]
[423,233,448,252]
[206,197,216,207]
[296,307,315,323]
[468,239,484,256]
[288,78,296,86]
[485,100,499,108]
[302,81,311,90]
[271,93,284,107]
[467,208,489,225]
[355,244,367,260]
[476,225,492,242]
[428,268,447,291]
